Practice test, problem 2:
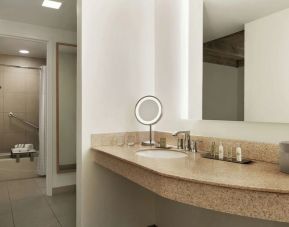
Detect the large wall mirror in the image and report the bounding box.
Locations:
[202,0,289,123]
[56,43,77,173]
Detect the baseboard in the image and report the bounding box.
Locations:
[52,184,76,194]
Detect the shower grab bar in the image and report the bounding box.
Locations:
[8,112,39,130]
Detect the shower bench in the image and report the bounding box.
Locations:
[11,149,37,163]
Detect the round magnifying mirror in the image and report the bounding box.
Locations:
[135,96,163,146]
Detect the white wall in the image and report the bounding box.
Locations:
[188,0,203,120]
[203,63,244,121]
[79,0,155,226]
[155,0,203,122]
[0,19,77,195]
[78,0,289,226]
[155,0,184,122]
[245,8,289,123]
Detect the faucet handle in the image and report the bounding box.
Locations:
[192,140,203,153]
[177,138,184,149]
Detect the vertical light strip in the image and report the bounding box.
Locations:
[180,0,189,119]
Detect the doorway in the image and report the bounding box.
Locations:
[0,36,47,181]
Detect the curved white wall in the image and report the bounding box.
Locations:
[78,1,289,226]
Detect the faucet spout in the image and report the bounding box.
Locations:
[172,131,190,137]
[172,131,191,151]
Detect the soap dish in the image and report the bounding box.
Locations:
[201,153,253,164]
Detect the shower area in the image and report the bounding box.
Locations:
[0,36,47,181]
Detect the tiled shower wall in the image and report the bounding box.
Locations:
[0,54,46,153]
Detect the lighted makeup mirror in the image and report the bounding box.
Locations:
[135,96,163,146]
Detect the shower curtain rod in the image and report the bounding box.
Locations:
[0,63,41,70]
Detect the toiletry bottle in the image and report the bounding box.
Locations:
[236,143,242,162]
[219,142,224,160]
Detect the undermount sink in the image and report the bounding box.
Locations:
[136,149,188,159]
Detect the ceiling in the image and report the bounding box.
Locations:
[0,0,76,31]
[204,0,289,42]
[0,36,46,58]
[1,0,288,45]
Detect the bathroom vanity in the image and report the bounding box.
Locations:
[91,132,289,224]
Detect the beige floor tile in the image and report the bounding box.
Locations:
[0,178,76,227]
[47,191,76,227]
[12,195,60,227]
[0,182,10,216]
[47,192,76,218]
[7,179,42,201]
[34,177,46,188]
[34,177,46,195]
[58,215,76,227]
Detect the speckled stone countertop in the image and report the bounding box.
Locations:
[92,145,289,193]
[92,144,289,223]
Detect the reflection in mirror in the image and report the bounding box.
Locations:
[135,96,162,146]
[203,31,244,121]
[202,0,289,123]
[56,43,77,173]
[138,99,160,122]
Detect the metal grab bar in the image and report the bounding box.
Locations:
[8,112,39,130]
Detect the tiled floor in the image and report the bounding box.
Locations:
[0,178,76,227]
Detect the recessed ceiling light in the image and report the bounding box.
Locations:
[19,50,30,54]
[42,0,62,9]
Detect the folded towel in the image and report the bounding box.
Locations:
[11,148,29,153]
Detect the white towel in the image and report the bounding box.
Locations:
[11,148,29,154]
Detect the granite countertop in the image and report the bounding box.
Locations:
[92,145,289,194]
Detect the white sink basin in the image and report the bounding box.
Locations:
[136,149,187,159]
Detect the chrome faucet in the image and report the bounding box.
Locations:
[172,131,192,151]
[192,140,198,153]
